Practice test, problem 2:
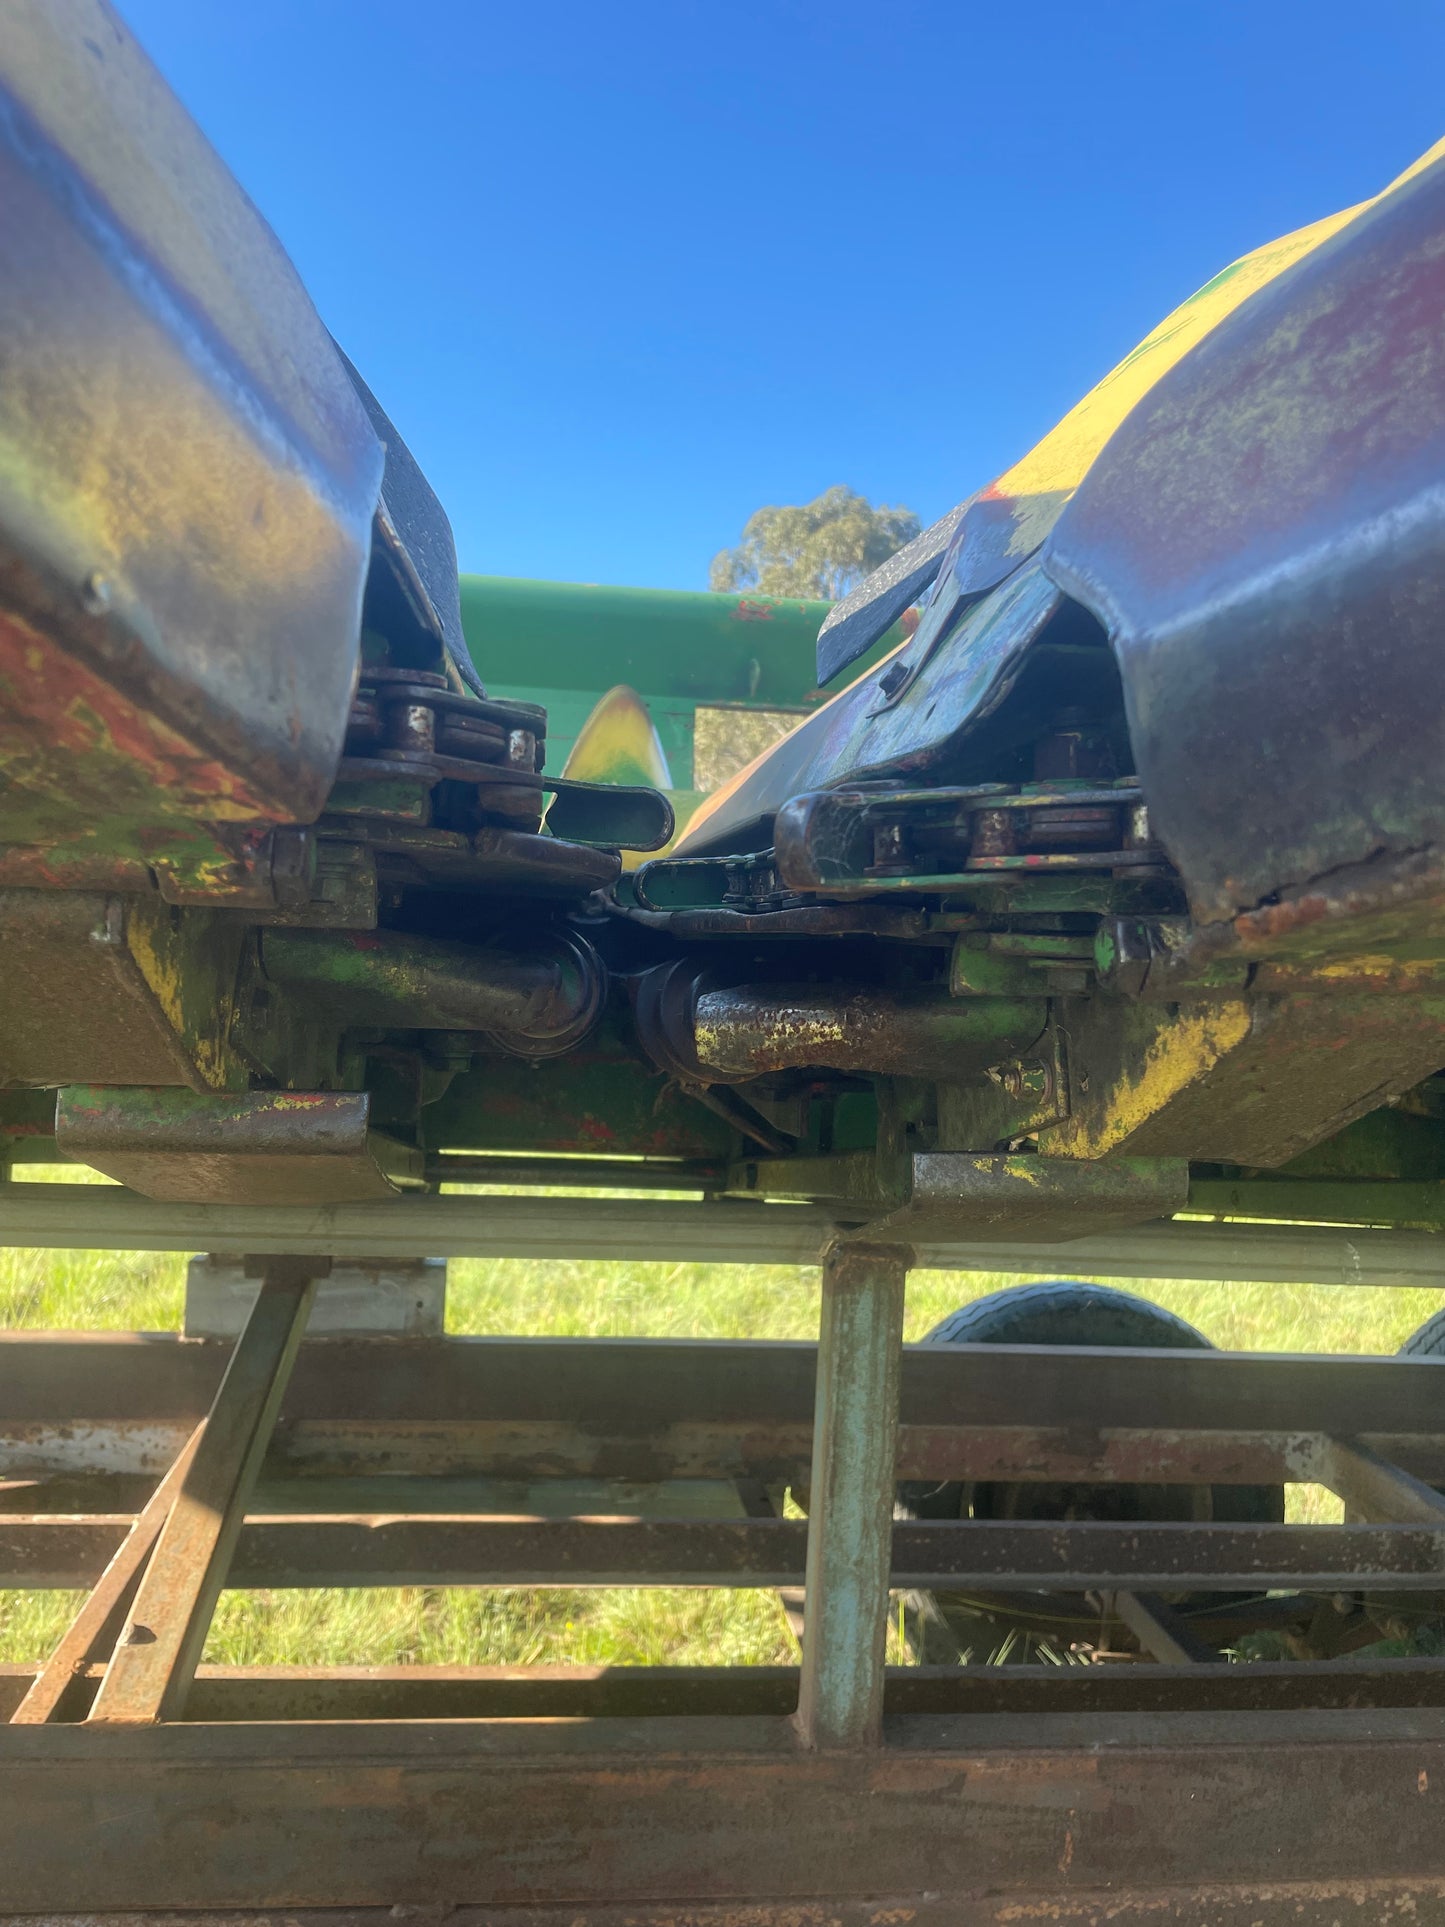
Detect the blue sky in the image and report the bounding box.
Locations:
[124,0,1445,590]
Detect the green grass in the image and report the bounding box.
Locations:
[2,1176,1441,1669]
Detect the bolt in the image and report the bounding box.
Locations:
[1123,802,1152,850]
[870,821,909,875]
[970,807,1017,859]
[384,700,436,755]
[78,571,111,615]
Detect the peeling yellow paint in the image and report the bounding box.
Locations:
[124,897,242,1090]
[985,141,1445,569]
[1310,953,1445,986]
[991,207,1363,537]
[124,901,186,1035]
[1047,1002,1252,1159]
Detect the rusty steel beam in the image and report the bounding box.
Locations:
[11,1513,1445,1592]
[0,1181,1442,1281]
[1104,1589,1220,1665]
[10,1420,204,1724]
[10,1336,1445,1488]
[4,1890,1445,1927]
[796,1240,907,1749]
[0,1415,1329,1486]
[7,1714,1445,1909]
[20,1419,1432,1492]
[8,1656,1445,1722]
[88,1261,320,1724]
[736,1480,807,1644]
[6,1333,1445,1436]
[1312,1436,1445,1525]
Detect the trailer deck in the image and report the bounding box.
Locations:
[4,1200,1445,1923]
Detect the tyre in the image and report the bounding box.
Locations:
[1343,1311,1445,1653]
[901,1280,1285,1663]
[1399,1307,1445,1356]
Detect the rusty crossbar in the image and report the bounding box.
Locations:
[2,1893,1444,1927]
[0,1425,1419,1487]
[10,1656,1445,1719]
[12,1512,1445,1592]
[5,1714,1445,1912]
[4,1330,1445,1431]
[7,1335,1445,1492]
[14,1421,1445,1490]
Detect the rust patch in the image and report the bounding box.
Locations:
[0,608,273,818]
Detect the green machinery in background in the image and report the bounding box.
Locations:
[464,574,898,793]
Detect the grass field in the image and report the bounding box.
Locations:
[1,1184,1440,1670]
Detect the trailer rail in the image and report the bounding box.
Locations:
[3,1221,1445,1920]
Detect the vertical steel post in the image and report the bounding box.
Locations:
[796,1237,908,1750]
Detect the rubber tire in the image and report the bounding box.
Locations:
[924,1279,1214,1353]
[1399,1307,1445,1355]
[903,1280,1284,1659]
[916,1280,1283,1524]
[1379,1311,1445,1649]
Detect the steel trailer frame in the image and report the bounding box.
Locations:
[4,1199,1445,1921]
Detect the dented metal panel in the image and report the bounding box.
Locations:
[1047,147,1445,925]
[0,0,382,855]
[813,152,1401,687]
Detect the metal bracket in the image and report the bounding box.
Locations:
[861,1151,1189,1244]
[55,1087,422,1204]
